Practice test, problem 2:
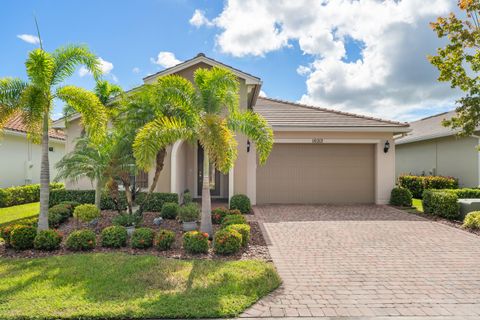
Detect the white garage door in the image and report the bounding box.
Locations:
[256,143,375,204]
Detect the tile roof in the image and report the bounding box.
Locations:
[396,110,463,144]
[254,97,409,129]
[3,113,65,140]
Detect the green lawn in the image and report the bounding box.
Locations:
[0,202,39,226]
[412,198,423,212]
[0,253,281,319]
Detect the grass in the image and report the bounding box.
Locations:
[0,253,281,319]
[0,202,39,226]
[412,198,423,212]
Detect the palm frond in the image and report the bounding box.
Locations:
[56,85,108,144]
[194,67,239,114]
[228,111,274,164]
[95,80,123,105]
[0,78,28,129]
[18,85,48,143]
[25,49,55,90]
[199,114,238,173]
[133,117,192,170]
[51,45,102,85]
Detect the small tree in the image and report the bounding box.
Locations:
[429,1,480,135]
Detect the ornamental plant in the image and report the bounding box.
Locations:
[112,213,141,227]
[390,187,413,207]
[34,229,63,251]
[160,202,179,219]
[10,225,37,250]
[156,229,175,250]
[178,203,200,222]
[225,223,250,247]
[464,211,480,229]
[101,226,128,248]
[73,204,101,223]
[183,230,209,254]
[131,228,155,249]
[229,194,252,214]
[66,229,96,251]
[211,207,230,224]
[213,229,242,255]
[0,225,13,247]
[221,214,247,228]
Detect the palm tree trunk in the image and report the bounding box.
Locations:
[148,149,166,194]
[200,152,213,237]
[38,113,50,231]
[94,179,102,209]
[122,177,133,214]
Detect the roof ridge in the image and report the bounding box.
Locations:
[257,96,408,127]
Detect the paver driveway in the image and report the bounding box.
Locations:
[241,205,480,318]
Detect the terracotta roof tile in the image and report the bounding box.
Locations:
[3,113,65,140]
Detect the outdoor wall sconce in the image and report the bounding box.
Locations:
[384,140,390,153]
[247,140,251,152]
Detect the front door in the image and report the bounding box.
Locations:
[197,144,221,196]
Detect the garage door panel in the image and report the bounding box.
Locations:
[256,144,375,204]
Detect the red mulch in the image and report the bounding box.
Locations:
[0,211,271,261]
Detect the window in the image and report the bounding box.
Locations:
[135,171,149,189]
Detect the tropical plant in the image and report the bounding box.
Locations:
[0,44,108,230]
[133,67,273,236]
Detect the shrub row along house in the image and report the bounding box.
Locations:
[55,53,410,205]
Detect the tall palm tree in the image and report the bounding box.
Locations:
[133,67,273,236]
[0,45,108,230]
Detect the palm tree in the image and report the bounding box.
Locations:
[0,45,108,230]
[133,67,273,236]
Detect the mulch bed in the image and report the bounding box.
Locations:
[0,211,271,261]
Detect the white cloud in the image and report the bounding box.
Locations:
[132,67,140,74]
[189,9,214,28]
[151,51,182,68]
[111,74,119,83]
[79,57,114,77]
[259,90,267,97]
[192,0,458,120]
[17,34,40,45]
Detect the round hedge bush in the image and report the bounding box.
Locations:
[34,230,63,251]
[156,229,175,250]
[225,223,250,247]
[211,207,230,224]
[48,211,64,228]
[73,204,101,223]
[101,226,128,248]
[161,202,179,219]
[390,187,413,207]
[50,204,71,219]
[131,228,155,249]
[59,201,81,215]
[229,194,251,214]
[183,231,209,254]
[10,225,37,250]
[221,214,247,228]
[213,229,242,255]
[463,211,480,229]
[112,213,141,227]
[66,229,96,251]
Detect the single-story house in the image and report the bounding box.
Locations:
[0,113,65,188]
[396,111,479,188]
[57,53,409,205]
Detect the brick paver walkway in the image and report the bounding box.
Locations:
[241,205,480,318]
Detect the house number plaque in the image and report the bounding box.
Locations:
[312,138,324,144]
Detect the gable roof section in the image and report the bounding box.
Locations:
[254,97,409,132]
[3,113,65,141]
[143,53,262,85]
[396,110,465,145]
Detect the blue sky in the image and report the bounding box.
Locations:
[0,0,459,121]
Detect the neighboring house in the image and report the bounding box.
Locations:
[396,111,479,187]
[0,113,65,188]
[56,53,409,205]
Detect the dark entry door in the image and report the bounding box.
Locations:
[197,144,221,196]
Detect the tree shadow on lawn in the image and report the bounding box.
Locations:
[0,253,280,318]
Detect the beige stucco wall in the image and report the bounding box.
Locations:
[0,132,65,188]
[396,136,479,187]
[251,130,395,205]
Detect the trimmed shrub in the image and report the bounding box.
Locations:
[59,201,81,215]
[131,228,155,249]
[178,203,200,222]
[221,214,247,228]
[112,213,141,227]
[211,207,230,224]
[10,225,37,250]
[463,211,480,229]
[229,194,251,214]
[422,190,460,220]
[228,209,242,216]
[66,229,96,251]
[48,204,71,227]
[390,187,413,207]
[213,229,242,255]
[137,192,179,212]
[183,231,209,254]
[73,204,101,223]
[161,202,179,219]
[183,190,192,205]
[0,183,64,207]
[156,229,175,250]
[0,225,14,247]
[398,175,458,198]
[34,230,62,251]
[448,188,480,199]
[225,223,250,247]
[101,226,128,248]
